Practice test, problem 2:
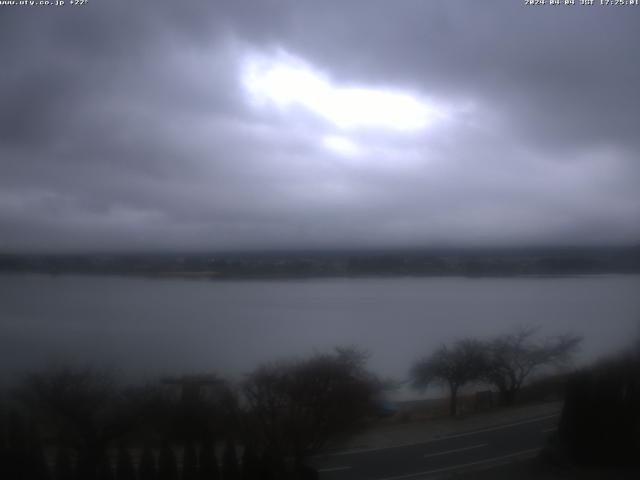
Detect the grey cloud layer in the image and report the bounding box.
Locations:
[1,0,638,251]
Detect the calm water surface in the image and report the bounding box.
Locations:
[1,274,638,391]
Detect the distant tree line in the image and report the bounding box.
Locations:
[1,245,639,278]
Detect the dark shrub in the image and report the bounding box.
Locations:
[240,444,260,480]
[54,447,75,480]
[115,445,136,480]
[183,442,198,480]
[139,445,157,480]
[198,442,219,480]
[158,442,179,480]
[96,458,114,480]
[559,353,640,466]
[222,439,240,480]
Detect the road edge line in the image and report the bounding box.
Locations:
[320,413,559,457]
[373,447,541,480]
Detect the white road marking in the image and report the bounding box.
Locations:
[323,413,559,457]
[436,414,559,441]
[423,443,487,459]
[318,466,352,473]
[374,448,541,480]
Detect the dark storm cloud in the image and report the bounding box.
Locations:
[0,0,639,251]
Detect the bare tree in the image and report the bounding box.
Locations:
[242,347,380,462]
[484,327,581,405]
[410,339,487,417]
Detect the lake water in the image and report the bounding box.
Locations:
[1,273,639,394]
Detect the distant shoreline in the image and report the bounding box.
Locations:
[1,270,638,282]
[2,246,638,280]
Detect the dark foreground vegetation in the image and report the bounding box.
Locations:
[467,345,640,479]
[0,348,380,480]
[2,328,638,479]
[553,347,640,468]
[408,335,640,478]
[1,245,639,278]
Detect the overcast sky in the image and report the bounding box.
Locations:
[1,0,639,252]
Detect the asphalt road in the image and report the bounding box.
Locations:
[312,413,559,480]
